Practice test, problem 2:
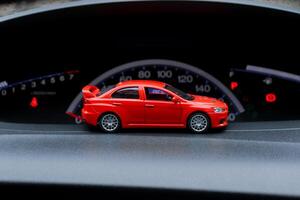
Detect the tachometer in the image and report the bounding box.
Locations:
[0,70,80,123]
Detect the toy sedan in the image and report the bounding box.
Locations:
[81,80,228,133]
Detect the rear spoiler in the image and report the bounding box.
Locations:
[82,85,100,99]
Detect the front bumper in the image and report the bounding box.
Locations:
[209,112,229,128]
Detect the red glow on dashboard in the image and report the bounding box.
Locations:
[65,70,80,74]
[30,97,38,108]
[265,93,277,103]
[230,81,239,90]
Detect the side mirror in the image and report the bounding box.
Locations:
[172,97,180,103]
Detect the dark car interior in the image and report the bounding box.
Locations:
[0,0,300,199]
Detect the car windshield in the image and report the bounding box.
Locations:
[164,85,194,101]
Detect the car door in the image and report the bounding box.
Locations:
[111,86,144,124]
[144,87,182,124]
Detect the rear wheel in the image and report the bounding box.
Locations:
[188,112,210,134]
[98,113,121,133]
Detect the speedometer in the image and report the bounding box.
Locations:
[67,59,245,123]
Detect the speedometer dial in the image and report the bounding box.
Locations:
[67,59,245,123]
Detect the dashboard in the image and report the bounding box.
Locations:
[1,0,300,199]
[1,1,300,124]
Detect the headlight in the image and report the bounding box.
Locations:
[214,107,225,113]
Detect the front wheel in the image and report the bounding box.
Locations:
[188,112,210,134]
[98,113,121,133]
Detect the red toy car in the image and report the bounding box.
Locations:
[81,80,228,133]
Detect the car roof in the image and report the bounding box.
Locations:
[116,80,166,88]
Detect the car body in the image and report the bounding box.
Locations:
[81,80,228,133]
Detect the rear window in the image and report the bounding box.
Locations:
[111,87,139,99]
[100,84,116,95]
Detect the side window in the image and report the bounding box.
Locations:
[145,87,173,101]
[112,87,139,99]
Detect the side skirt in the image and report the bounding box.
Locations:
[126,124,185,128]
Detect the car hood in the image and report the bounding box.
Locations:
[191,95,227,107]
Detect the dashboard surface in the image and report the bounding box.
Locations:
[1,120,300,198]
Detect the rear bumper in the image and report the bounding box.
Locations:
[81,107,98,126]
[209,112,229,128]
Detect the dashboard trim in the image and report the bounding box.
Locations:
[0,0,300,23]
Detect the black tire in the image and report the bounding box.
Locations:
[98,113,121,133]
[187,112,210,134]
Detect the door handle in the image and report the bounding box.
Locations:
[112,102,122,106]
[145,104,154,108]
